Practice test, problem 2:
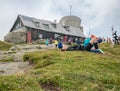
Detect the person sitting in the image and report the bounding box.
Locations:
[63,44,84,51]
[84,36,104,53]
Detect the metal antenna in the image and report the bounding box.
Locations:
[111,25,114,31]
[70,4,72,16]
[89,26,91,36]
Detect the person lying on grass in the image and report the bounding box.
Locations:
[61,35,104,54]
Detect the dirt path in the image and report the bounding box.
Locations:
[0,50,29,76]
[0,44,55,76]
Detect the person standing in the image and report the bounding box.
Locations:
[49,38,53,46]
[58,40,63,49]
[45,38,49,47]
[54,39,58,48]
[112,31,119,45]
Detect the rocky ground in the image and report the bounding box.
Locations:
[0,62,29,76]
[0,44,55,76]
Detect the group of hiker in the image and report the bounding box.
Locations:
[45,30,120,54]
[45,35,104,53]
[45,38,63,49]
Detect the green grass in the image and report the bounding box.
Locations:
[0,57,14,62]
[0,43,120,91]
[0,75,43,91]
[0,41,13,51]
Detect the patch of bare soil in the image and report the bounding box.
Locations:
[41,83,61,91]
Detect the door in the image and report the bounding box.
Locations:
[27,31,32,43]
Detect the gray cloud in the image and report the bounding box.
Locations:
[0,0,120,40]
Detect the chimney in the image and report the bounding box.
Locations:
[54,20,57,23]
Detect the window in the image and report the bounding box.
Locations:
[19,22,22,27]
[35,22,40,27]
[64,26,70,31]
[15,22,22,29]
[51,23,57,28]
[54,34,60,38]
[39,34,43,38]
[43,24,49,29]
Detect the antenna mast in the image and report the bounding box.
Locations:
[111,25,114,31]
[70,4,72,16]
[89,27,91,36]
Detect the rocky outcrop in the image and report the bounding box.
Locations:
[4,30,27,44]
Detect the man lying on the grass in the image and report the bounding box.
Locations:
[61,35,104,54]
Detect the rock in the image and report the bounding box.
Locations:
[9,46,20,52]
[4,30,26,43]
[13,52,24,62]
[0,62,29,76]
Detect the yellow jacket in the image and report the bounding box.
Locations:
[54,40,58,45]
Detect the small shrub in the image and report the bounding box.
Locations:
[23,54,31,62]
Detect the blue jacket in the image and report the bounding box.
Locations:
[83,38,91,47]
[58,42,63,49]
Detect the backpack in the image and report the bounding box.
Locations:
[58,42,63,49]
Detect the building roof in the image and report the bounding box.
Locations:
[17,15,85,37]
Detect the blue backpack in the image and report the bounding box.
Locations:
[58,42,63,49]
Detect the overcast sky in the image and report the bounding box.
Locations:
[0,0,120,40]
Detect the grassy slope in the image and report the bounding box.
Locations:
[0,75,43,91]
[0,41,13,51]
[0,41,15,62]
[0,43,120,91]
